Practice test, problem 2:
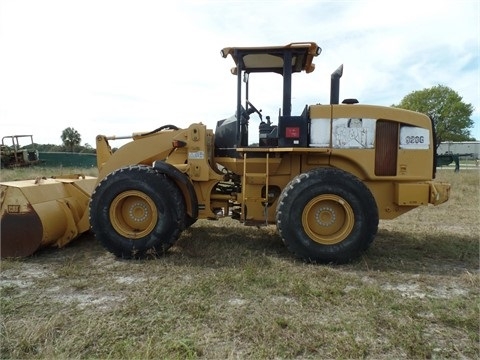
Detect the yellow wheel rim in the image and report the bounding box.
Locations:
[302,194,354,245]
[109,190,158,239]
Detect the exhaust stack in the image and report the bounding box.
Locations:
[330,64,343,105]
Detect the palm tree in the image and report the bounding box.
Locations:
[61,127,81,152]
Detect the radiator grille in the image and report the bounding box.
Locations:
[375,120,398,176]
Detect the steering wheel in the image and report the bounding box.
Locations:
[246,99,263,120]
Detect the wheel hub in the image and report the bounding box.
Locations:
[109,190,158,239]
[128,202,149,222]
[315,206,336,227]
[302,194,354,245]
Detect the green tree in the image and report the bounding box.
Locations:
[81,143,96,154]
[394,85,475,150]
[61,127,82,152]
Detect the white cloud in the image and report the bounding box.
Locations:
[0,0,478,147]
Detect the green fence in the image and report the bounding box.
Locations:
[39,152,97,168]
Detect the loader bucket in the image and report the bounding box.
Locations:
[0,175,97,257]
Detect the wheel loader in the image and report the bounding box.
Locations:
[0,42,450,263]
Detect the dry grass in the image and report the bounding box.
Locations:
[1,168,479,359]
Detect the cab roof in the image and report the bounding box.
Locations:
[221,42,321,75]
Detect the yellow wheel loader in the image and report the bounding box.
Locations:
[0,42,450,263]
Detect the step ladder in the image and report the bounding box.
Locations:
[241,152,270,225]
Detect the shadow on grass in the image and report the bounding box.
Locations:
[23,222,479,276]
[173,223,291,267]
[25,231,105,262]
[359,229,479,275]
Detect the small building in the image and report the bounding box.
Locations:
[437,141,479,159]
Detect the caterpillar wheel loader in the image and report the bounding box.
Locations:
[0,42,450,263]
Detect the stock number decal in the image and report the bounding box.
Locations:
[405,135,424,144]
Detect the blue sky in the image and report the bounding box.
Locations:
[0,0,478,147]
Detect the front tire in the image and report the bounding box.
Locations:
[89,165,185,259]
[276,167,378,264]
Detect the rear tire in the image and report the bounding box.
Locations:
[89,165,185,259]
[276,167,378,264]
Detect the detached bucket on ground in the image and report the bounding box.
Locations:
[0,175,97,257]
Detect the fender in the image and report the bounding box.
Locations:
[153,160,199,220]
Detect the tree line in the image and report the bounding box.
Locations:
[33,142,96,154]
[28,127,94,153]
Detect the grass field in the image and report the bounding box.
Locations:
[1,167,479,359]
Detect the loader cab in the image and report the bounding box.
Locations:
[215,42,321,157]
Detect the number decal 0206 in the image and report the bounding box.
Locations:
[405,135,424,144]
